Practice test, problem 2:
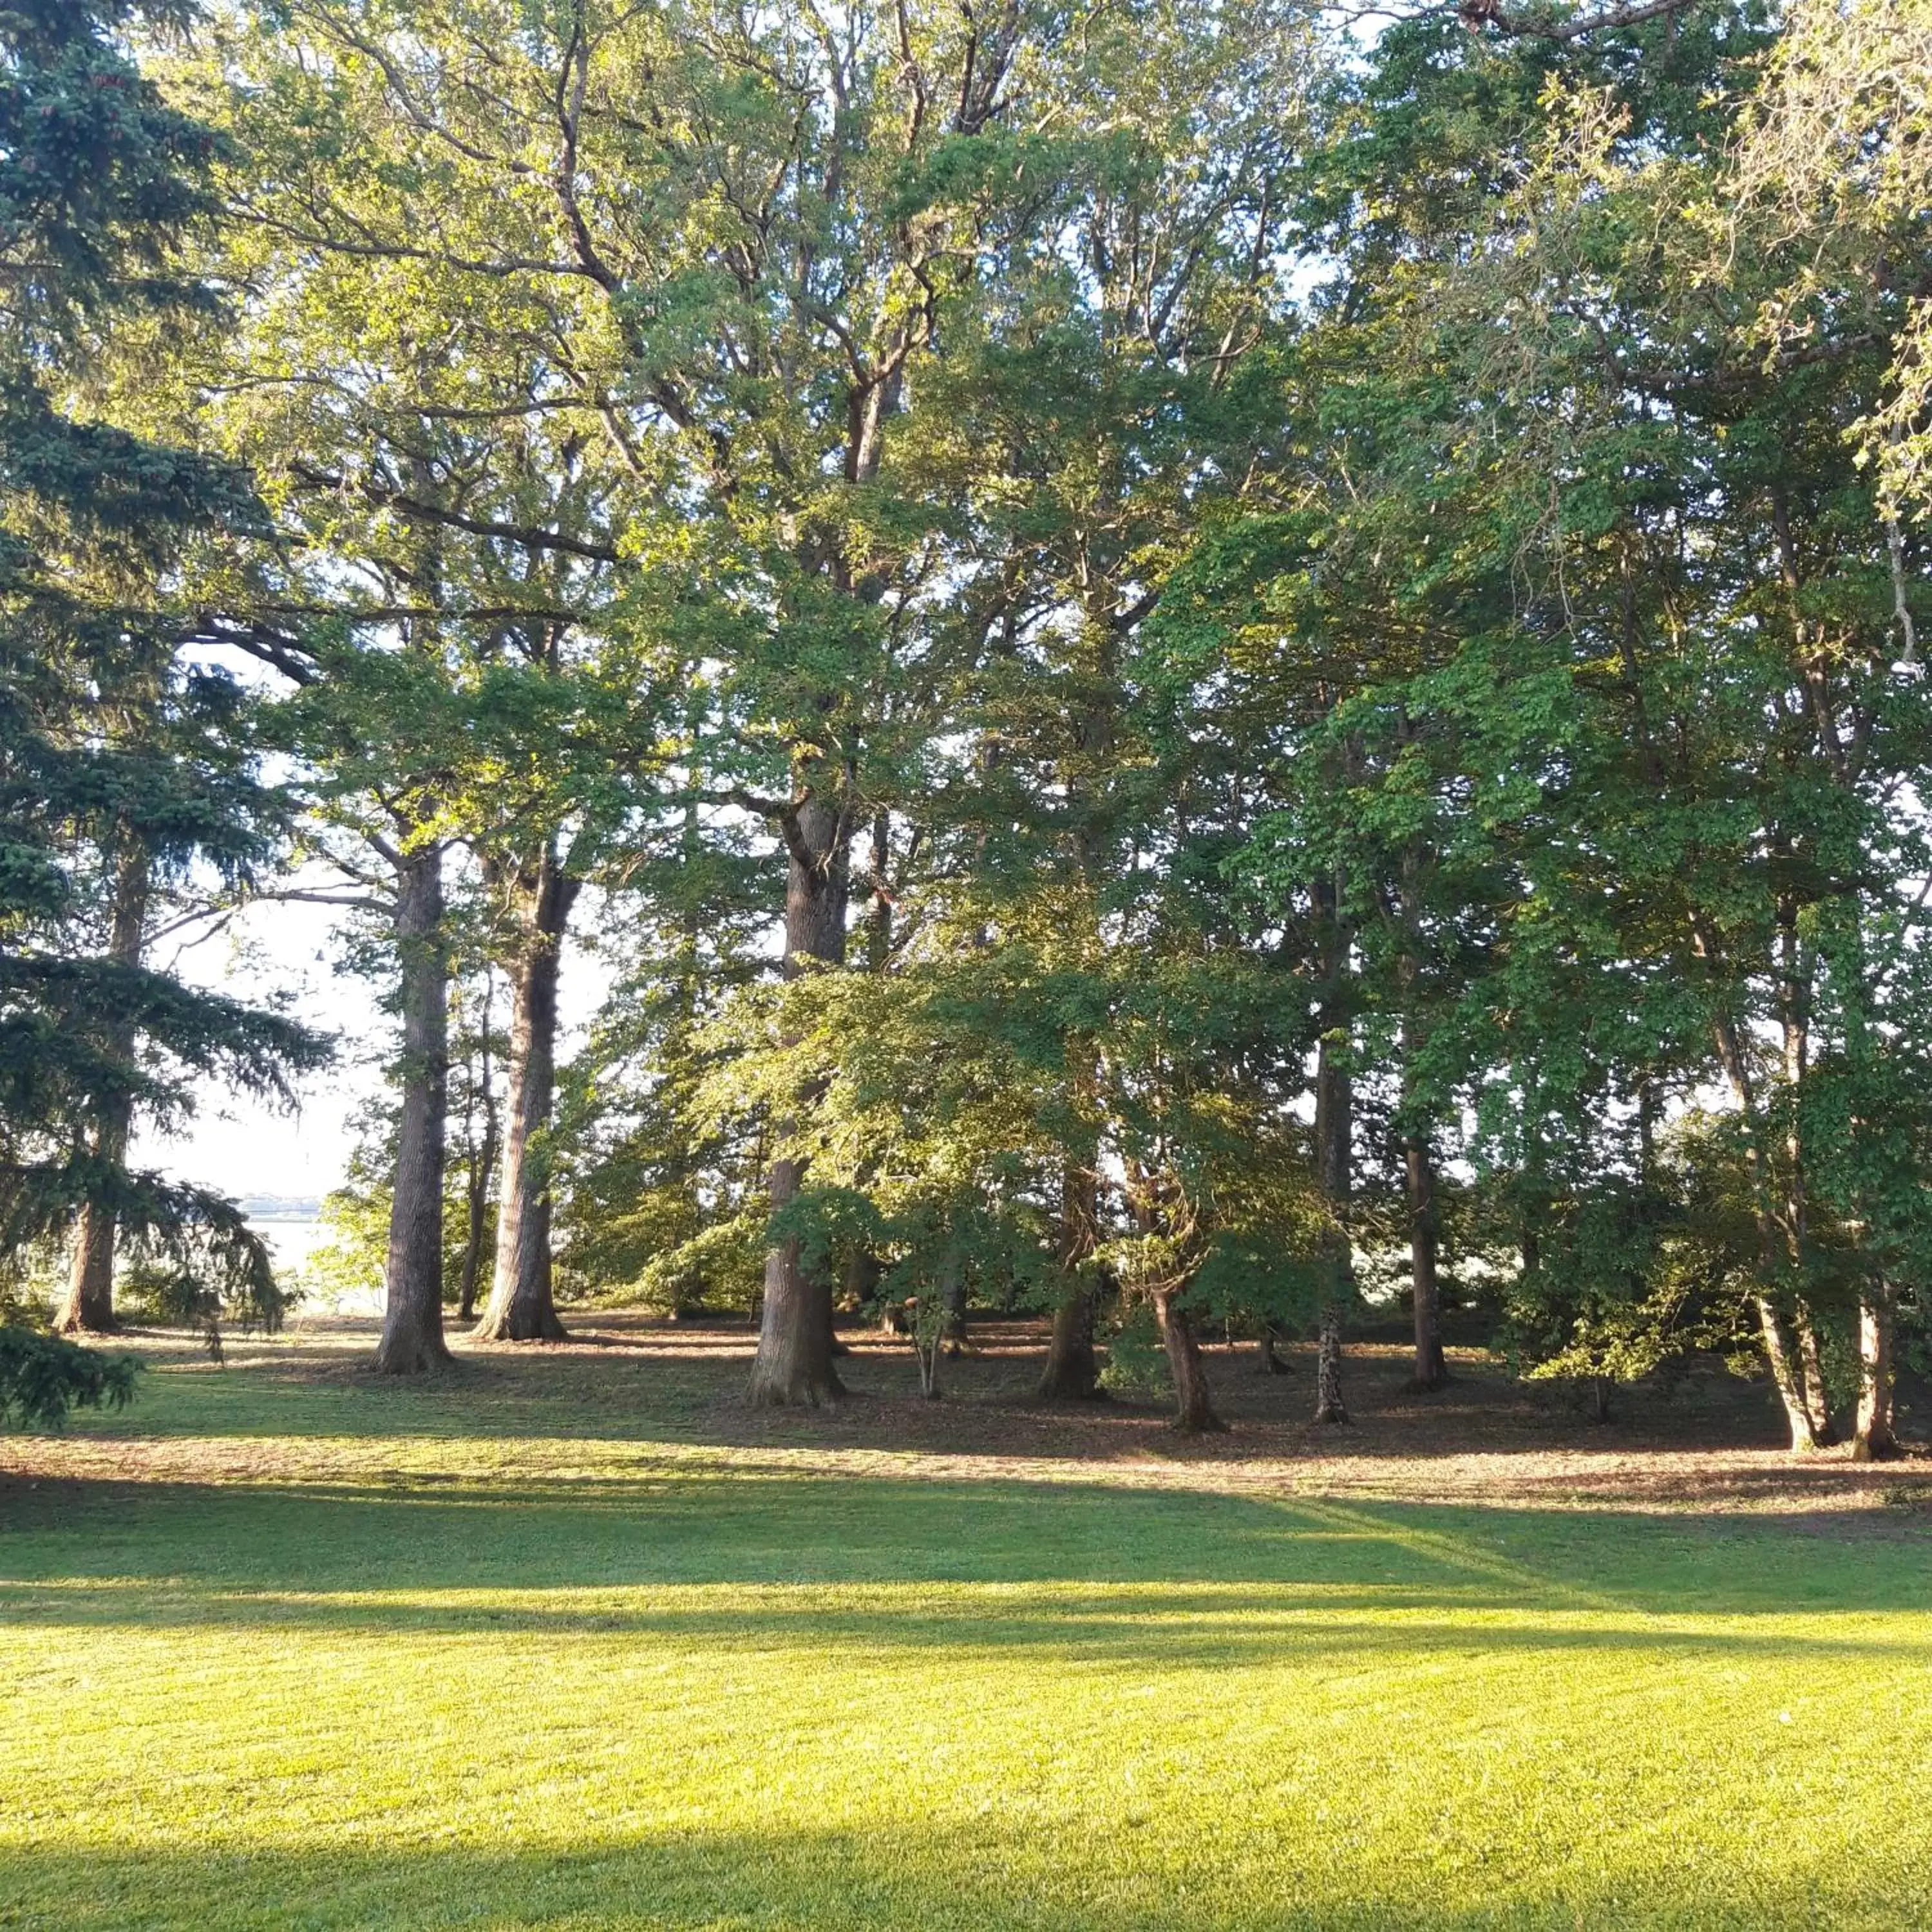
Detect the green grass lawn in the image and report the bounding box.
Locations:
[3,1329,1928,1930]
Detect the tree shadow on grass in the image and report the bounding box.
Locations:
[0,1826,1906,1932]
[5,1473,1929,1635]
[3,1572,1925,1672]
[8,1471,1928,1931]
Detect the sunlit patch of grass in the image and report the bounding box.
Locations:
[2,1334,1927,1929]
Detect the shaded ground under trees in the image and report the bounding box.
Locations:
[22,1314,1927,1508]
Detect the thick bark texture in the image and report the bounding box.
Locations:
[748,793,849,1407]
[938,1244,968,1355]
[1039,1289,1100,1397]
[474,852,577,1343]
[1853,1280,1899,1462]
[1314,1309,1348,1425]
[1155,1288,1225,1434]
[58,1197,120,1335]
[751,1179,846,1405]
[1406,1134,1448,1390]
[374,845,455,1374]
[54,843,149,1334]
[1039,1157,1103,1399]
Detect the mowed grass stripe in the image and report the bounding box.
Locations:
[1,1349,1927,1928]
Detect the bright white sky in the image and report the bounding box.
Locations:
[139,642,623,1209]
[135,889,610,1207]
[133,895,377,1204]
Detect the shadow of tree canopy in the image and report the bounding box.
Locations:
[0,1822,1914,1932]
[5,1472,1929,1633]
[10,1356,1930,1932]
[64,1320,1822,1463]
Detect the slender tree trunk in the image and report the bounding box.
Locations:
[1795,1303,1836,1446]
[1255,1323,1289,1374]
[55,840,150,1334]
[1311,930,1352,1425]
[864,808,893,973]
[748,793,849,1406]
[456,976,497,1325]
[1041,575,1119,1401]
[475,851,577,1343]
[1774,896,1835,1445]
[1745,1226,1833,1448]
[1406,1134,1447,1391]
[1853,1278,1899,1463]
[374,844,454,1374]
[1039,1155,1103,1399]
[1154,1287,1225,1434]
[1755,1294,1827,1451]
[457,1091,497,1325]
[1705,991,1828,1451]
[1393,823,1445,1394]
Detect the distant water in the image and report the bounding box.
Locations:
[254,1217,383,1318]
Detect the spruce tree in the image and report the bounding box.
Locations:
[0,0,321,1365]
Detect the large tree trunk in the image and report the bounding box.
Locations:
[938,1243,968,1355]
[55,841,150,1335]
[1853,1279,1899,1463]
[374,844,454,1374]
[57,1189,120,1336]
[752,1171,845,1406]
[1154,1287,1225,1434]
[474,851,577,1343]
[1039,1155,1103,1399]
[748,793,849,1407]
[1406,1133,1448,1391]
[1314,1309,1347,1426]
[1039,1287,1099,1397]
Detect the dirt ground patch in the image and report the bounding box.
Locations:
[7,1311,1928,1520]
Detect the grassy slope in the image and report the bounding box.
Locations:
[2,1338,1928,1931]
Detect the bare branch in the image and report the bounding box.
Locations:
[1461,0,1700,42]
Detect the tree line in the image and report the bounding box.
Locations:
[3,0,1927,1454]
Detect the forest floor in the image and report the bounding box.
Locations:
[3,1315,1929,1930]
